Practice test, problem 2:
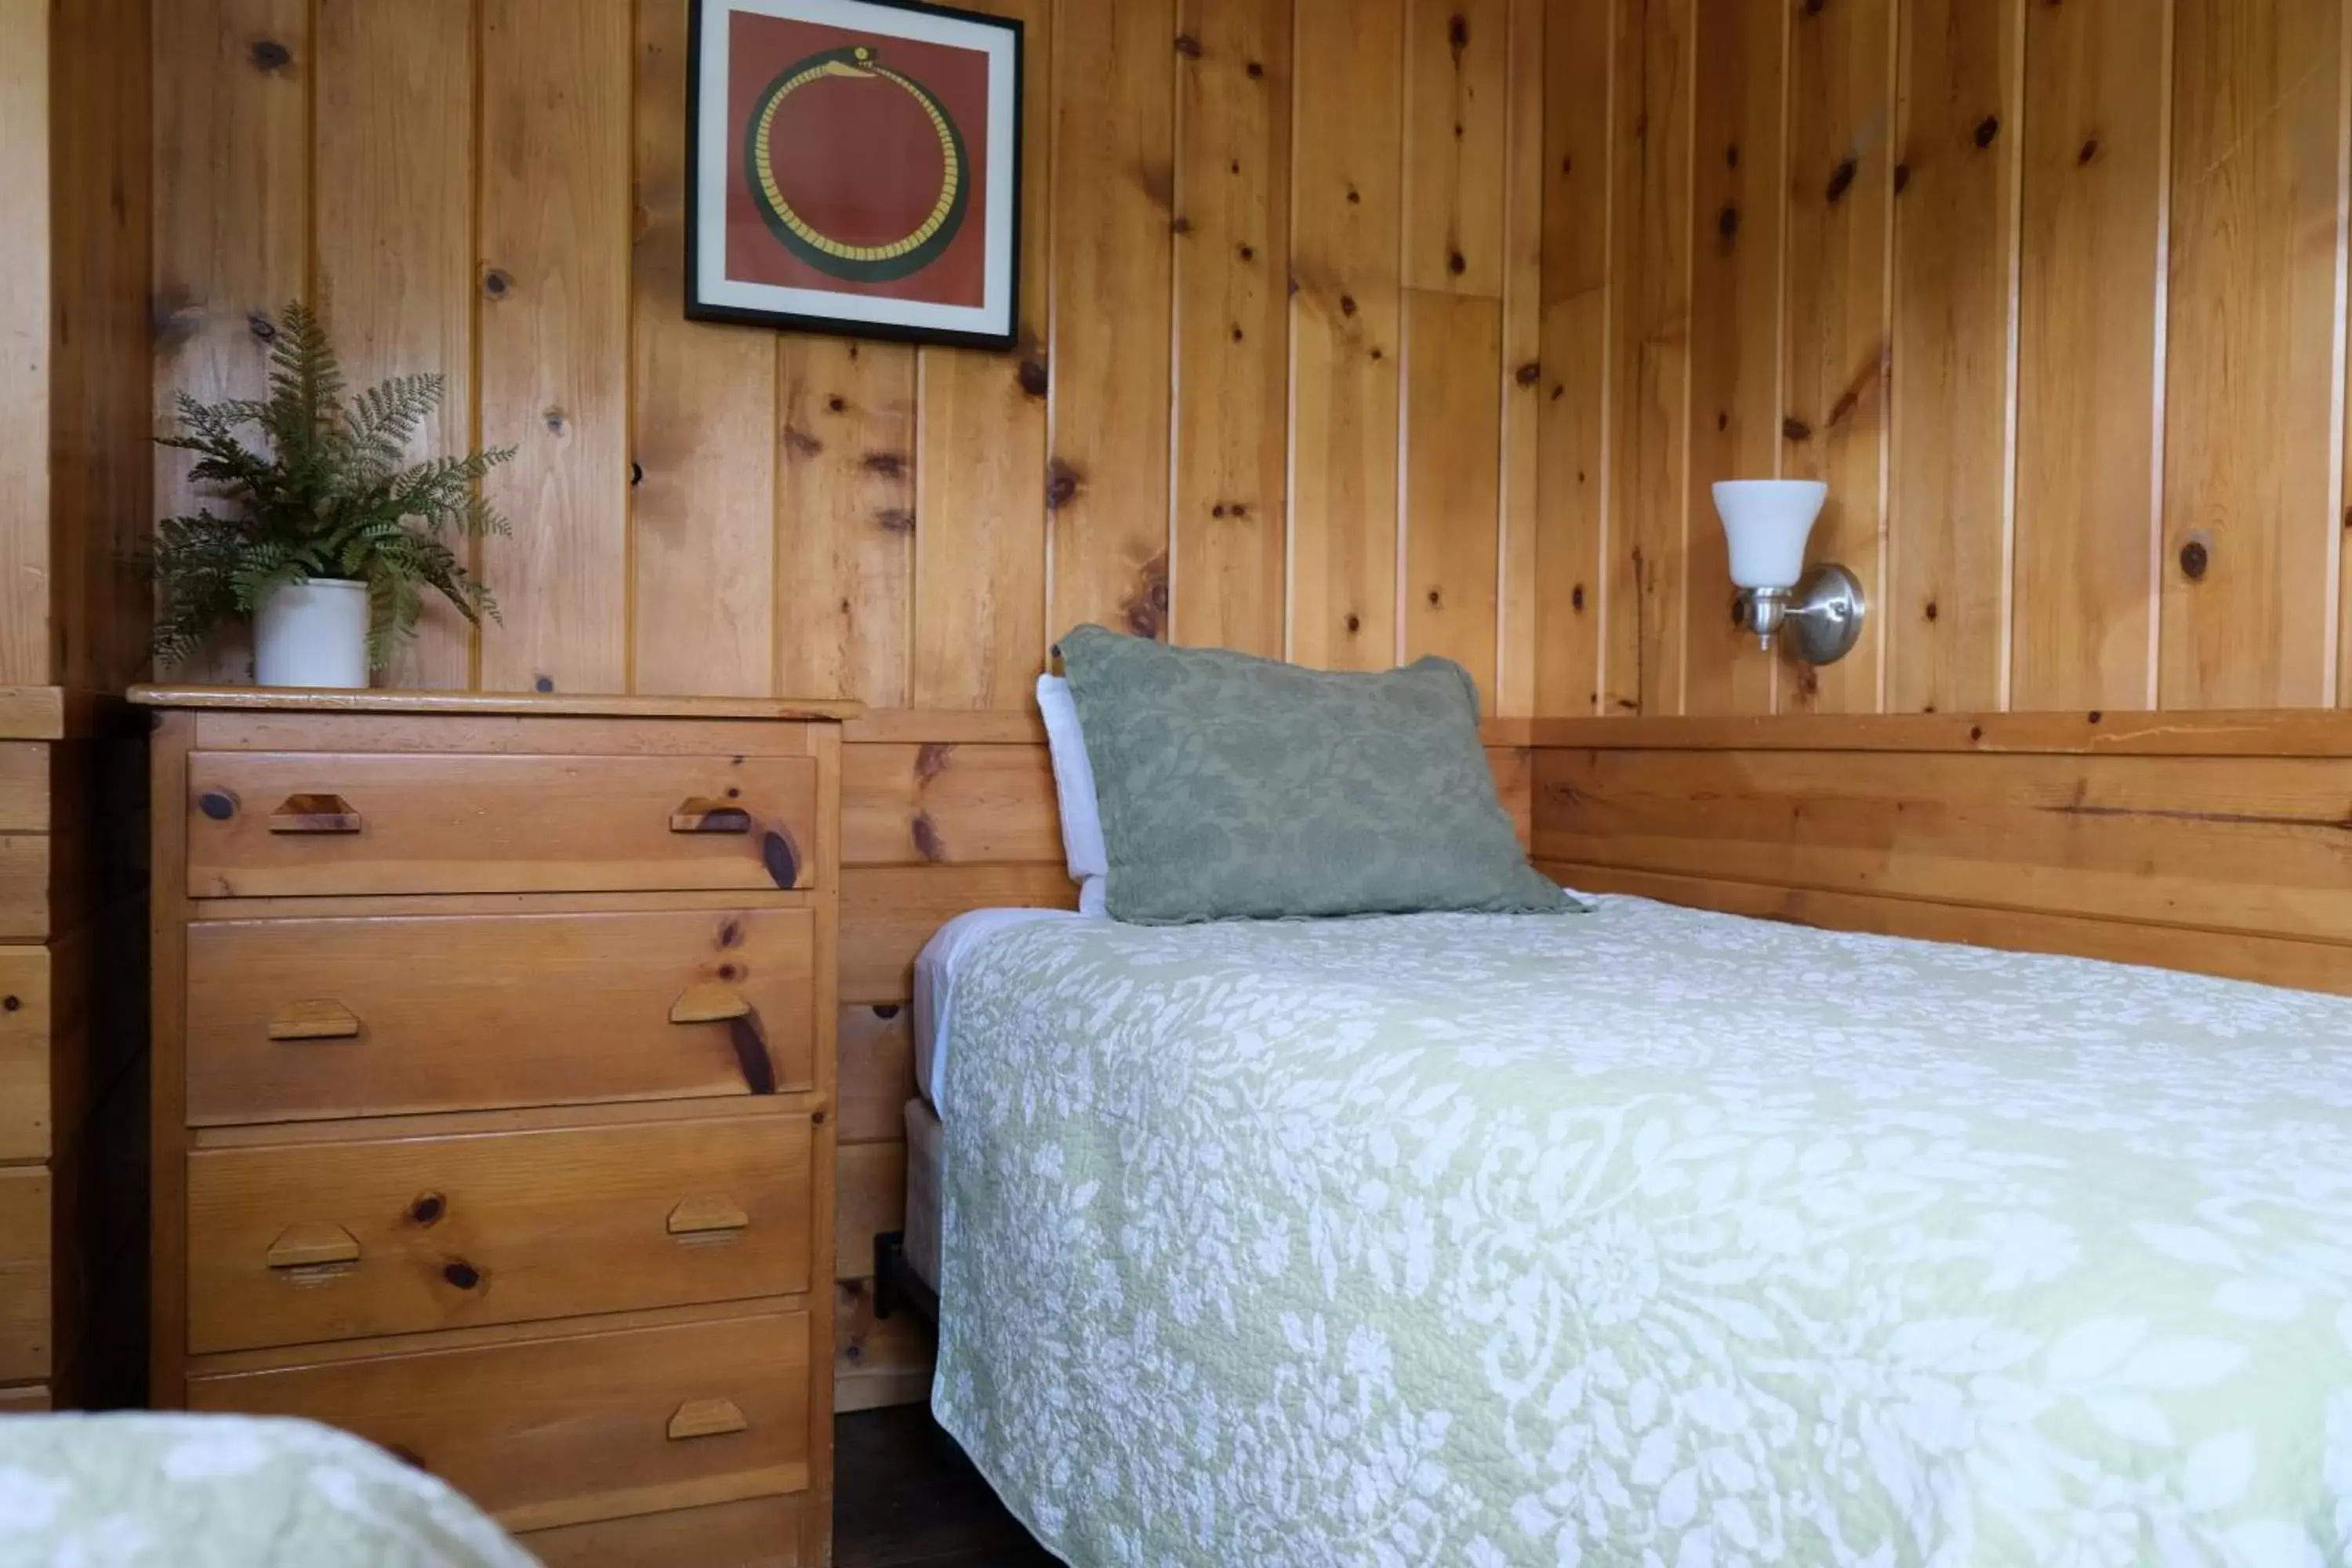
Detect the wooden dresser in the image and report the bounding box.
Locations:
[138,687,856,1566]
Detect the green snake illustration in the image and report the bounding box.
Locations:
[744,43,971,282]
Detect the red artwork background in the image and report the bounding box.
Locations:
[724,9,993,307]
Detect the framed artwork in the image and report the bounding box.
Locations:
[688,0,1024,350]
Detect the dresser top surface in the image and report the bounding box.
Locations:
[129,684,864,722]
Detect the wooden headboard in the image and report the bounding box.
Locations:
[1526,711,2352,997]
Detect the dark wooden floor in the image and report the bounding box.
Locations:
[836,1406,1062,1567]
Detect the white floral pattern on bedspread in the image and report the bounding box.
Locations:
[931,899,2352,1568]
[0,1413,533,1567]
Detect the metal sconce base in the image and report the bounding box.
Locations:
[1738,565,1867,665]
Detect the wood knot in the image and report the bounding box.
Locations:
[1781,416,1813,441]
[1173,215,1194,236]
[915,742,953,782]
[1717,203,1740,241]
[1570,584,1585,612]
[0,996,16,1014]
[1448,250,1467,275]
[408,1192,445,1225]
[911,811,946,863]
[198,789,238,822]
[1231,325,1244,342]
[249,38,292,71]
[483,268,511,298]
[1724,143,1738,169]
[860,451,908,478]
[1969,724,1984,742]
[1239,244,1256,260]
[1825,158,1857,203]
[1515,361,1541,387]
[783,425,822,457]
[2178,539,2209,580]
[874,507,916,534]
[1893,163,1910,195]
[1923,601,1938,622]
[1246,60,1265,78]
[719,918,744,948]
[1346,187,1361,205]
[762,829,800,889]
[826,395,846,412]
[1017,358,1049,397]
[1174,31,1203,56]
[246,311,278,343]
[1973,114,1999,148]
[2076,137,2100,165]
[1046,459,1081,511]
[1448,13,1469,49]
[442,1261,481,1290]
[1344,613,1362,634]
[1426,589,1441,606]
[534,675,554,693]
[630,460,644,487]
[543,409,567,435]
[1338,294,1357,316]
[2087,710,2103,724]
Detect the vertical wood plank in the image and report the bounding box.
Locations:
[1169,0,1291,658]
[1682,0,1784,717]
[314,0,476,691]
[1046,0,1177,643]
[1780,0,1892,715]
[1533,0,1611,714]
[152,0,310,684]
[630,0,776,699]
[1494,0,1546,716]
[1403,0,1508,297]
[2158,0,2344,710]
[913,0,1051,709]
[1289,0,1404,670]
[1604,0,1692,714]
[1402,292,1503,689]
[778,340,916,706]
[2011,0,2165,712]
[1885,0,2019,714]
[477,0,631,695]
[0,0,48,685]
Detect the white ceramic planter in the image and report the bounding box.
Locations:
[254,578,370,688]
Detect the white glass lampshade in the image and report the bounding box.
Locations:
[1712,480,1828,590]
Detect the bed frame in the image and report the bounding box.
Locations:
[830,705,2352,1410]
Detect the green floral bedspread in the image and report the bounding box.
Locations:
[931,900,2352,1567]
[0,1414,532,1566]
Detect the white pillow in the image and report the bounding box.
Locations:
[1035,674,1108,916]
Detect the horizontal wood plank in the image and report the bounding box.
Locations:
[840,866,1078,1005]
[835,1141,906,1283]
[842,745,1063,868]
[1543,862,2352,997]
[134,685,862,721]
[833,1276,932,1414]
[1523,711,2352,756]
[523,1493,805,1567]
[1534,747,2352,947]
[838,1006,915,1146]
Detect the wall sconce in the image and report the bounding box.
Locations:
[1711,480,1865,664]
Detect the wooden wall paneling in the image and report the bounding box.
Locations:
[1402,294,1504,689]
[49,0,155,699]
[1287,0,1405,671]
[630,0,777,701]
[840,865,1078,1005]
[777,341,916,706]
[1494,0,1546,717]
[834,1277,935,1413]
[477,0,631,696]
[2009,0,2168,712]
[314,0,476,692]
[1884,0,2019,715]
[1169,0,1292,659]
[1778,0,1892,715]
[152,0,312,685]
[1531,0,1612,714]
[1045,0,1177,644]
[1682,0,1784,718]
[841,742,1062,867]
[1400,0,1508,692]
[837,1006,915,1148]
[911,0,1051,710]
[2158,0,2347,710]
[1602,0,1693,716]
[0,0,48,687]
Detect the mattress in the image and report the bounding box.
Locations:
[903,1094,944,1295]
[927,896,2352,1566]
[911,906,1086,1112]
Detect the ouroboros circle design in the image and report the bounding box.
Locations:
[745,45,971,282]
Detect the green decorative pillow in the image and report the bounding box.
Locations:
[1055,626,1572,924]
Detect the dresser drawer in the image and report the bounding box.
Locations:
[190,1308,811,1534]
[523,1494,804,1566]
[186,909,815,1124]
[0,1167,48,1383]
[186,1116,811,1354]
[184,751,818,898]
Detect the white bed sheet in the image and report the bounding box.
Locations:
[911,906,1090,1112]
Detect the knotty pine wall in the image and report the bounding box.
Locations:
[155,0,1555,709]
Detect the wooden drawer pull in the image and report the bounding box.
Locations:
[268,1000,361,1041]
[267,1221,360,1269]
[669,982,752,1025]
[670,797,752,834]
[269,793,362,833]
[666,1397,748,1441]
[666,1196,749,1236]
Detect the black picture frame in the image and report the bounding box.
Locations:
[685,0,1024,352]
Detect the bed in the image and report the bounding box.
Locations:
[909,895,2352,1566]
[0,1411,532,1566]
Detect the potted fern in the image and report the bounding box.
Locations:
[152,303,513,688]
